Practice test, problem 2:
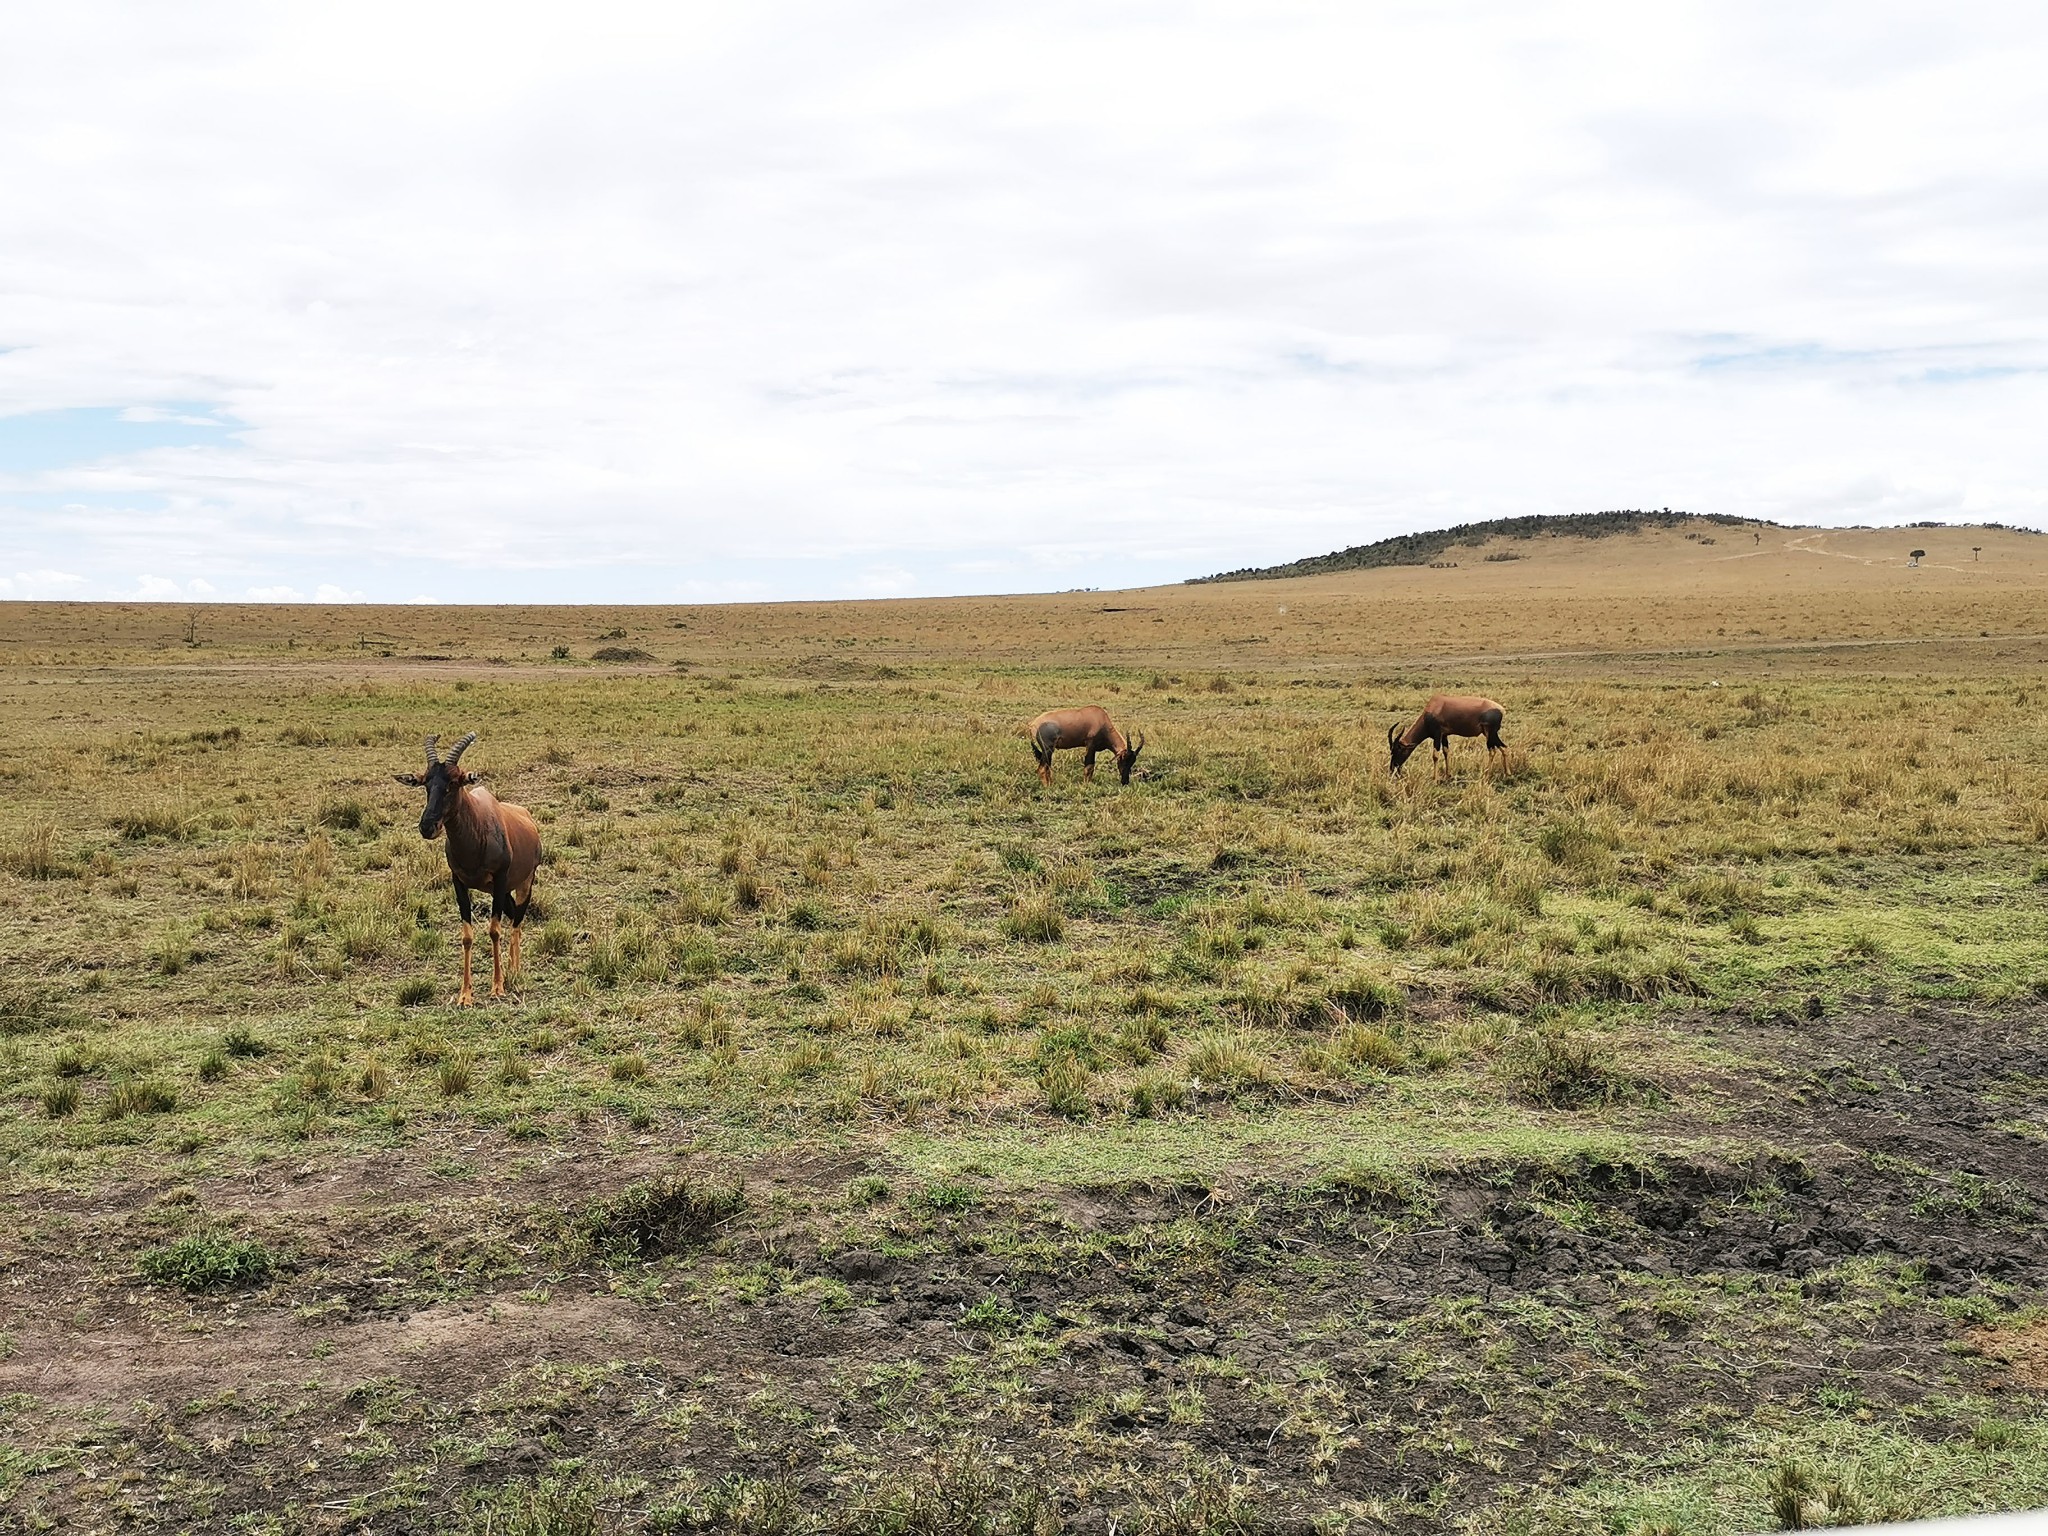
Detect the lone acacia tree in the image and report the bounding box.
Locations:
[1909,549,1926,567]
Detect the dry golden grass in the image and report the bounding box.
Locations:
[2,522,2043,673]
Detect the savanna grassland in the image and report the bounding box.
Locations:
[3,520,2048,1535]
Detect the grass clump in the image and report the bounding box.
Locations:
[1764,1458,1866,1530]
[1324,968,1402,1021]
[105,1079,178,1118]
[1039,1055,1094,1119]
[397,976,437,1007]
[565,1177,744,1264]
[2,822,63,879]
[462,1472,604,1536]
[1334,1021,1408,1073]
[315,796,375,832]
[223,1025,270,1058]
[115,799,191,841]
[139,1231,281,1291]
[43,1080,80,1118]
[1183,1032,1273,1091]
[1503,1026,1644,1109]
[0,984,78,1037]
[1003,890,1065,943]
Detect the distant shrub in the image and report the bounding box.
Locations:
[139,1232,279,1291]
[591,646,653,662]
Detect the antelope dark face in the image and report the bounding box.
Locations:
[395,732,478,839]
[1116,730,1146,785]
[1387,723,1418,774]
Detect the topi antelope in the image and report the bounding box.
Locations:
[1027,707,1145,786]
[1388,695,1507,776]
[394,733,541,1006]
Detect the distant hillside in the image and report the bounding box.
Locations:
[1189,510,1764,583]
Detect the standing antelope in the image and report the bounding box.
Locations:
[1028,707,1145,786]
[1388,695,1507,776]
[394,733,541,1006]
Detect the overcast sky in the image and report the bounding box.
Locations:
[2,2,2045,604]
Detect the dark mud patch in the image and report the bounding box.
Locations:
[1707,998,2048,1177]
[3,1142,2042,1533]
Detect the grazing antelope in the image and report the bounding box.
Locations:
[1388,695,1507,776]
[1028,707,1145,786]
[394,733,541,1006]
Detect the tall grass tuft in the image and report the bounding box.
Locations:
[1003,890,1065,943]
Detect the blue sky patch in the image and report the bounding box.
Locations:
[0,403,237,475]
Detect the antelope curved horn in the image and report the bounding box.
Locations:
[1131,730,1145,753]
[446,732,479,766]
[424,734,440,767]
[1387,723,1400,747]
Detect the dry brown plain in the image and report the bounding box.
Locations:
[4,521,2044,674]
[2,518,2047,1535]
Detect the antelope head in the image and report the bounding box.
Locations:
[1116,729,1146,785]
[1387,723,1418,774]
[393,732,478,839]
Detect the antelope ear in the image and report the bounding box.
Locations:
[394,773,424,786]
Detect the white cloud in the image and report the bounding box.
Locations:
[0,568,86,599]
[314,583,365,603]
[128,573,219,599]
[1,2,2046,600]
[245,585,305,602]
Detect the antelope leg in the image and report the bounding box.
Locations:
[458,923,476,1007]
[489,915,505,997]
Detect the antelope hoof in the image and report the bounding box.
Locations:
[456,988,476,1008]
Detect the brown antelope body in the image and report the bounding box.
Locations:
[1028,707,1145,786]
[1388,695,1506,775]
[395,733,541,1005]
